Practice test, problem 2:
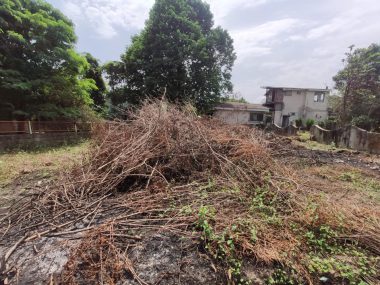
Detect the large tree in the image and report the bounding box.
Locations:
[0,0,96,120]
[84,53,107,112]
[105,0,236,114]
[333,44,380,129]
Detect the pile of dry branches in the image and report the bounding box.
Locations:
[1,100,379,284]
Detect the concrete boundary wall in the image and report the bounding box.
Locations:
[269,124,298,136]
[310,125,380,154]
[0,132,90,152]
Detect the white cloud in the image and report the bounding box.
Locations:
[206,0,268,24]
[307,16,358,40]
[231,18,300,60]
[62,0,154,39]
[306,0,380,40]
[55,0,380,103]
[62,0,270,39]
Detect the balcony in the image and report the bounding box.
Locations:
[264,91,284,107]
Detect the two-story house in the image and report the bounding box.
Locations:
[262,86,330,127]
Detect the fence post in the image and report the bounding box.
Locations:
[74,123,78,133]
[27,121,32,134]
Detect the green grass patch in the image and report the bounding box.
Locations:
[0,141,89,187]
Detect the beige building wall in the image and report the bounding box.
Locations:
[214,110,251,124]
[273,90,328,126]
[214,110,267,125]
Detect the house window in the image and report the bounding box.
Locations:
[249,112,264,122]
[314,92,325,102]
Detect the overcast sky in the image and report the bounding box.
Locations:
[47,0,380,103]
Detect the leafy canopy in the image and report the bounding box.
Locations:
[84,53,107,112]
[0,0,96,120]
[105,0,236,114]
[333,44,380,129]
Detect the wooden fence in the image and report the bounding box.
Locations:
[0,121,91,135]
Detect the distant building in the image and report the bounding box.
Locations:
[262,86,330,127]
[214,102,270,126]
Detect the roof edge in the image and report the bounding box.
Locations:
[261,86,331,92]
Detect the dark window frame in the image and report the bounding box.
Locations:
[314,92,325,103]
[249,112,264,122]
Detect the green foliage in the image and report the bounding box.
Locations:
[249,186,280,225]
[351,115,377,131]
[196,206,249,284]
[319,118,338,130]
[266,269,297,285]
[305,225,337,253]
[0,0,96,120]
[304,224,379,284]
[83,53,107,113]
[338,171,380,201]
[104,0,236,114]
[224,96,248,103]
[294,118,303,128]
[305,119,315,130]
[307,251,377,285]
[333,44,380,128]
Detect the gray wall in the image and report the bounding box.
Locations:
[268,124,298,136]
[214,110,267,125]
[310,125,380,154]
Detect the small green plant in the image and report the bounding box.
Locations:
[305,225,338,253]
[197,205,216,242]
[249,187,280,225]
[305,118,315,130]
[339,172,355,182]
[307,251,377,285]
[295,118,303,128]
[197,207,250,284]
[267,268,297,285]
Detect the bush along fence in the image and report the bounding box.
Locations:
[310,125,380,154]
[0,121,91,152]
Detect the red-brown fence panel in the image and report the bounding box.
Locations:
[0,121,29,134]
[0,121,92,135]
[30,121,76,133]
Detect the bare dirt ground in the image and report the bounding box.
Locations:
[0,115,379,285]
[269,133,380,173]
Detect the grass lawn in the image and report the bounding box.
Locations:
[0,141,89,187]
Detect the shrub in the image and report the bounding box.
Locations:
[317,121,325,128]
[351,115,376,131]
[295,119,303,128]
[305,119,315,130]
[324,118,338,130]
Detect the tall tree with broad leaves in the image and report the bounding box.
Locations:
[333,44,380,129]
[84,53,107,112]
[0,0,96,120]
[104,0,236,114]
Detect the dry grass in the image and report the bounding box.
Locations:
[303,164,380,203]
[294,131,339,151]
[1,101,379,285]
[0,142,89,187]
